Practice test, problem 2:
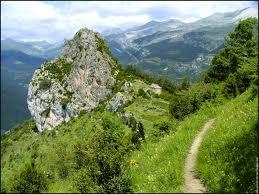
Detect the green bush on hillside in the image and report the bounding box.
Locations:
[88,113,132,192]
[179,78,190,91]
[39,79,51,90]
[169,83,221,119]
[152,118,176,139]
[137,88,150,99]
[44,58,73,82]
[11,162,47,193]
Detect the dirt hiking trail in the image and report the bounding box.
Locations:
[183,119,215,193]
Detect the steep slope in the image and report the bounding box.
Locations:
[128,88,257,192]
[27,28,119,132]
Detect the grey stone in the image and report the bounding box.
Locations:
[28,28,117,132]
[106,92,132,112]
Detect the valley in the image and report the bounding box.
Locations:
[1,6,256,131]
[1,50,46,131]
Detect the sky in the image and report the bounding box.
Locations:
[1,1,257,43]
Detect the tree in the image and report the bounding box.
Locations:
[205,17,258,97]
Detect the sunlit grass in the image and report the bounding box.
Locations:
[197,90,257,193]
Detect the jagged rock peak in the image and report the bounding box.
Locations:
[27,27,119,132]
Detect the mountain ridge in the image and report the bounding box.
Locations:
[105,6,257,81]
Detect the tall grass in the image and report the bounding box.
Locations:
[128,89,257,193]
[128,101,218,192]
[197,89,258,193]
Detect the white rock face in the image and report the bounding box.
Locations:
[28,28,118,132]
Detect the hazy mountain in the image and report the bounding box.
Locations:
[1,50,46,132]
[101,27,123,36]
[105,6,258,82]
[1,38,63,59]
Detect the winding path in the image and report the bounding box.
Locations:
[183,119,215,193]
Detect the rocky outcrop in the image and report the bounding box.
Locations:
[106,92,133,112]
[122,81,132,92]
[27,28,118,132]
[149,83,162,95]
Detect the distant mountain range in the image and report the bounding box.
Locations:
[0,6,257,131]
[1,38,63,59]
[105,6,257,81]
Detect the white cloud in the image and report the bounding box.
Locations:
[1,1,257,42]
[1,1,59,22]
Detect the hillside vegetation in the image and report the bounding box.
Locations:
[1,18,258,193]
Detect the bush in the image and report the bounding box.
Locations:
[72,169,100,193]
[179,78,190,90]
[169,83,221,119]
[153,119,172,134]
[169,93,192,120]
[137,88,149,99]
[86,112,132,192]
[12,162,47,193]
[223,73,239,97]
[159,91,173,101]
[39,79,51,90]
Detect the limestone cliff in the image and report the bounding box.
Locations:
[27,28,119,132]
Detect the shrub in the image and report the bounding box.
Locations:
[223,73,239,97]
[159,90,173,101]
[12,162,47,193]
[153,119,172,134]
[39,79,51,90]
[137,88,149,99]
[169,93,192,120]
[169,83,221,119]
[85,112,132,192]
[73,143,90,170]
[179,78,190,90]
[72,169,100,193]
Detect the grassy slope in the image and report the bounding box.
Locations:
[128,89,257,192]
[1,86,257,193]
[125,97,171,141]
[1,112,132,192]
[197,89,258,193]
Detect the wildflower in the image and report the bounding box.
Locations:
[130,159,139,167]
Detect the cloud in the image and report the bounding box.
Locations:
[1,1,257,42]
